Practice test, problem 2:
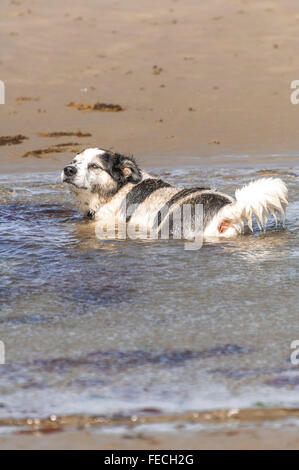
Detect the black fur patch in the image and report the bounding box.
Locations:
[122,178,172,222]
[153,187,210,228]
[188,193,232,227]
[156,190,231,237]
[86,210,95,219]
[99,152,142,190]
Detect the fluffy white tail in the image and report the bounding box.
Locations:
[220,178,288,232]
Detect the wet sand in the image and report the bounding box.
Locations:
[0,408,299,450]
[1,0,299,173]
[1,0,299,450]
[1,425,299,450]
[1,408,299,449]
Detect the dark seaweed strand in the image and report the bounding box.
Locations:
[122,178,172,223]
[153,187,210,230]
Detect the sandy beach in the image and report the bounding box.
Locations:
[0,408,299,449]
[1,0,299,173]
[0,0,299,450]
[1,425,299,450]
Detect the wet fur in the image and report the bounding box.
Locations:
[61,148,288,240]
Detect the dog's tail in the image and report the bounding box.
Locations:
[218,178,288,233]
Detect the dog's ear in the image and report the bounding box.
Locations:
[117,157,142,184]
[100,152,142,186]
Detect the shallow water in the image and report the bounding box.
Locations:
[0,161,298,422]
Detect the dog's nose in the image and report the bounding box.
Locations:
[64,165,77,177]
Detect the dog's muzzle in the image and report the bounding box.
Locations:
[64,165,77,177]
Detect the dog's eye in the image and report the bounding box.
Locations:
[89,163,100,170]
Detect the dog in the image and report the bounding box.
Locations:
[61,148,288,241]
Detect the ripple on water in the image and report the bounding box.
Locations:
[0,165,298,420]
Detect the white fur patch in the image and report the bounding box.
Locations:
[75,148,106,163]
[205,177,288,238]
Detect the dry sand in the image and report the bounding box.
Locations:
[0,0,299,449]
[1,0,299,173]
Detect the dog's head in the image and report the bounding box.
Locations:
[61,148,142,214]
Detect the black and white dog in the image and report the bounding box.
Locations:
[61,148,288,241]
